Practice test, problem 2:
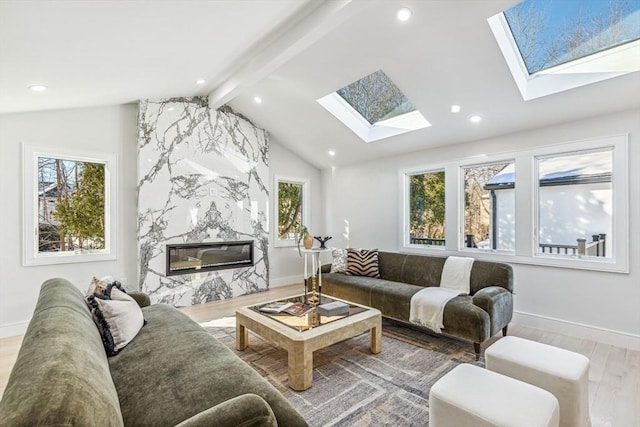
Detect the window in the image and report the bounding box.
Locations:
[405,170,445,247]
[535,149,613,259]
[488,0,640,100]
[462,162,515,252]
[274,176,309,247]
[317,70,430,143]
[23,145,116,266]
[400,134,628,273]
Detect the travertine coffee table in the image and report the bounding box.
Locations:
[236,295,381,391]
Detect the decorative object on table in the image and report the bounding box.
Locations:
[313,236,332,249]
[308,274,319,306]
[296,225,312,256]
[317,301,349,317]
[283,302,315,317]
[259,301,294,313]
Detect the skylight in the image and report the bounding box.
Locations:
[488,0,640,100]
[317,70,430,143]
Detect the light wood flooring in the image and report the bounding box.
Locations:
[1,284,638,426]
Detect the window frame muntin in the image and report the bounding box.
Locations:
[22,144,117,266]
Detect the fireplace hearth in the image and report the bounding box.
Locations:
[166,240,254,276]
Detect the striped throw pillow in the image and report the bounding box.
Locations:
[346,249,381,278]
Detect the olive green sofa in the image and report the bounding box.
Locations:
[321,252,513,358]
[0,278,307,427]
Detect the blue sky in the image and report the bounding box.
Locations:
[504,0,640,73]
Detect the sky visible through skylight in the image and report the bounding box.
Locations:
[504,0,640,74]
[336,70,416,125]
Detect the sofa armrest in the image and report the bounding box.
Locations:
[127,291,151,308]
[175,394,277,427]
[472,286,513,335]
[321,264,332,274]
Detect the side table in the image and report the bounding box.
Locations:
[300,248,332,304]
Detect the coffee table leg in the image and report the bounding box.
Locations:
[236,321,248,351]
[288,344,313,391]
[371,322,382,354]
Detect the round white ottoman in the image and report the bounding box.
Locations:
[485,336,591,427]
[429,363,559,427]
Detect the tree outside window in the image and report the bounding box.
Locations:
[274,176,309,246]
[463,162,513,251]
[37,157,105,253]
[408,171,445,246]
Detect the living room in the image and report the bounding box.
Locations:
[0,0,639,426]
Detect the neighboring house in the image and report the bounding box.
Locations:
[485,151,612,256]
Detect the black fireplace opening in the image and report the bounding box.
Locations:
[166,240,254,276]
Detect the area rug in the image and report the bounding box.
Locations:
[205,319,484,427]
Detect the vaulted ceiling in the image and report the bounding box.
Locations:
[2,0,639,169]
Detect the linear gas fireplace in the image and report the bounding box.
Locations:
[166,240,254,276]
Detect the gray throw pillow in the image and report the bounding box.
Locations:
[330,249,348,273]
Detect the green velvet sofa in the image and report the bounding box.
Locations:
[0,278,307,427]
[321,252,514,358]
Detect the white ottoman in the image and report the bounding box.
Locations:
[429,363,559,427]
[485,336,591,427]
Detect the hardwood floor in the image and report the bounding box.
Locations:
[1,283,638,426]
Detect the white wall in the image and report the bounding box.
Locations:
[269,139,325,286]
[322,108,640,349]
[0,104,138,338]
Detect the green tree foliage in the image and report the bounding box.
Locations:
[278,182,302,239]
[410,172,445,239]
[53,162,105,249]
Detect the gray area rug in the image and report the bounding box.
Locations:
[207,319,484,427]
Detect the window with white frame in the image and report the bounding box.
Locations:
[462,161,515,252]
[274,176,309,247]
[405,170,445,247]
[400,134,628,273]
[23,145,116,266]
[535,148,613,259]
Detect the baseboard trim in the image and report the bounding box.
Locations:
[269,275,303,288]
[513,310,640,350]
[0,320,29,339]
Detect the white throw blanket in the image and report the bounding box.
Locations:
[409,287,461,333]
[409,256,475,333]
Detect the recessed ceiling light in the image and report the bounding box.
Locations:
[253,96,262,104]
[470,115,482,123]
[451,105,461,113]
[328,150,336,156]
[397,7,412,22]
[29,85,47,92]
[196,79,206,85]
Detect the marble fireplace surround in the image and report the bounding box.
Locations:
[137,97,269,306]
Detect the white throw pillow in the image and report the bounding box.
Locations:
[86,284,145,356]
[330,249,348,273]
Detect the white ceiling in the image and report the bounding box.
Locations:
[2,0,639,169]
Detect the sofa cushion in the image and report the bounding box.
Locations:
[0,278,123,426]
[346,248,381,278]
[108,304,307,427]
